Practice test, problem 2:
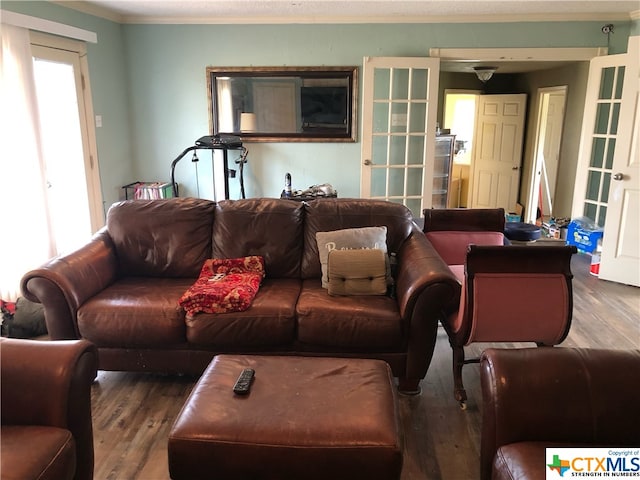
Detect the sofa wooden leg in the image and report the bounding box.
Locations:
[397,377,422,395]
[452,344,468,409]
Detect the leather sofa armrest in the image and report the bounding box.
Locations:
[1,338,99,480]
[396,231,460,318]
[21,229,118,339]
[395,231,461,384]
[480,347,640,480]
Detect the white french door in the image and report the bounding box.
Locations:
[360,57,440,217]
[573,36,639,287]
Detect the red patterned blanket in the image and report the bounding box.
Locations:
[179,256,265,316]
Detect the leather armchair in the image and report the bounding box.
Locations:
[0,338,98,480]
[480,347,640,480]
[443,244,576,407]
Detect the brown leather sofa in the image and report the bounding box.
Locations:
[480,347,640,480]
[21,197,459,393]
[0,337,98,480]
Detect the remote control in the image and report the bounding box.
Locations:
[233,368,255,395]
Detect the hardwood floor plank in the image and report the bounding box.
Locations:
[89,253,639,479]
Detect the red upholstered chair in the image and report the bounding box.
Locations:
[443,244,577,408]
[0,338,98,480]
[423,208,506,282]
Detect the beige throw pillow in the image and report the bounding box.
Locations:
[327,249,387,296]
[316,226,388,289]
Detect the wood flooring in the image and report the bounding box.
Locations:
[90,253,639,480]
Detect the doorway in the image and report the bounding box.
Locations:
[525,86,567,223]
[30,32,103,254]
[443,90,480,207]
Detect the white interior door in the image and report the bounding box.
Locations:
[575,36,640,286]
[30,34,103,254]
[470,94,527,211]
[360,56,440,217]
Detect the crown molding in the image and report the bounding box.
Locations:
[50,2,636,25]
[116,12,637,25]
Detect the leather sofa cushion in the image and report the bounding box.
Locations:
[212,199,304,278]
[296,279,402,348]
[301,198,414,279]
[107,198,216,277]
[1,425,76,480]
[186,279,300,347]
[78,277,190,347]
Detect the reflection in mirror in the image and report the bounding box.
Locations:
[207,66,357,142]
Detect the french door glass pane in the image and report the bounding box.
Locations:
[598,206,607,226]
[590,138,605,168]
[599,67,615,99]
[601,172,611,202]
[392,69,409,100]
[372,136,388,166]
[371,167,386,197]
[614,66,625,99]
[409,103,426,133]
[406,168,423,196]
[611,103,620,134]
[605,138,616,169]
[595,103,610,134]
[586,171,602,201]
[390,136,406,165]
[391,103,408,133]
[411,69,428,99]
[389,168,405,196]
[373,69,390,100]
[408,136,425,165]
[373,103,389,132]
[584,202,597,220]
[406,199,422,216]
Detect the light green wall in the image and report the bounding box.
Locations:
[2,2,634,209]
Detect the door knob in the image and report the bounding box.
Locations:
[613,173,624,181]
[512,166,519,170]
[363,159,373,166]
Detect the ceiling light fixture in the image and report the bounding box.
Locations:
[473,66,498,83]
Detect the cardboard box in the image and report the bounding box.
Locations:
[566,221,603,253]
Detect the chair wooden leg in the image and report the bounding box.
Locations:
[451,343,468,409]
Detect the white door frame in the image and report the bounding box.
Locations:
[429,47,608,67]
[525,86,568,223]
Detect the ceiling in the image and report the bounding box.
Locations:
[55,1,639,74]
[58,1,640,25]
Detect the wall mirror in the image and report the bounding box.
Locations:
[207,66,357,142]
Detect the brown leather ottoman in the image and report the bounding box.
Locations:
[168,355,403,480]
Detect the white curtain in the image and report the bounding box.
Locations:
[0,25,54,302]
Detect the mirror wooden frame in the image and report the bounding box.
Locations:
[207,66,357,142]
